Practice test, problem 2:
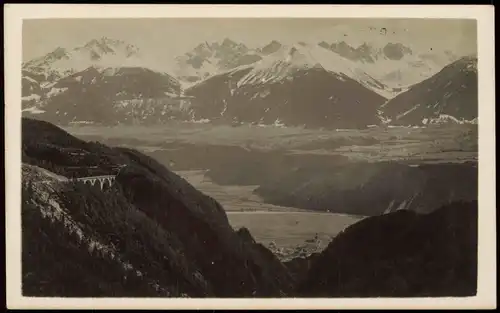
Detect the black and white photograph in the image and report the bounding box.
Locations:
[5,4,496,310]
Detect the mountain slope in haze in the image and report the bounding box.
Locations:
[380,56,478,126]
[22,66,186,125]
[185,43,388,129]
[21,118,294,297]
[174,38,264,85]
[252,161,478,216]
[297,200,478,297]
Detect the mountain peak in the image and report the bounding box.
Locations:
[221,38,237,47]
[84,36,124,47]
[47,47,69,58]
[288,46,299,55]
[459,55,478,63]
[259,40,282,55]
[80,37,140,59]
[22,36,146,83]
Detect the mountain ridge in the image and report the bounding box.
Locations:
[380,56,478,126]
[183,43,389,129]
[23,34,463,90]
[21,36,477,128]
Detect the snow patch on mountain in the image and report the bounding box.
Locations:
[22,106,45,114]
[22,94,42,102]
[425,114,478,125]
[24,76,38,84]
[41,81,57,89]
[396,104,421,120]
[46,87,68,98]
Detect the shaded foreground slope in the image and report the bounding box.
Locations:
[296,201,478,297]
[21,118,293,297]
[22,168,209,297]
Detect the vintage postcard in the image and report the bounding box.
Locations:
[4,4,496,310]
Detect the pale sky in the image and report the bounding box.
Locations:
[23,18,477,62]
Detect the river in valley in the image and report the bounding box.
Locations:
[175,169,364,250]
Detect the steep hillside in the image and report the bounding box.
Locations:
[21,118,294,297]
[185,44,388,129]
[22,164,210,297]
[297,200,478,297]
[381,56,478,126]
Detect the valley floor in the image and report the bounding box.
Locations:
[176,169,365,259]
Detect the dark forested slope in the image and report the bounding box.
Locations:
[21,117,293,297]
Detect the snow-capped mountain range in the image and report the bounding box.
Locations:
[23,37,150,84]
[21,33,477,128]
[172,24,461,89]
[183,43,388,129]
[23,30,459,91]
